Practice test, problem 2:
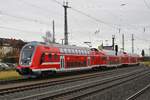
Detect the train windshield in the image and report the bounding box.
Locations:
[20,45,35,66]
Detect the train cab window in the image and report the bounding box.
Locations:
[20,45,35,66]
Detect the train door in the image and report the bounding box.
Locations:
[87,57,90,66]
[60,56,65,69]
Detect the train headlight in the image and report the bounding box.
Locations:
[29,62,32,65]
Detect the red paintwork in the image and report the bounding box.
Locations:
[17,42,141,76]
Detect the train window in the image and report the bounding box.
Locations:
[84,50,86,55]
[66,48,68,53]
[88,51,90,54]
[70,49,72,54]
[54,54,58,59]
[77,49,79,54]
[40,53,45,64]
[60,48,63,53]
[80,50,82,54]
[48,54,52,59]
[64,48,67,54]
[72,49,75,54]
[81,50,84,55]
[80,50,83,55]
[67,48,71,54]
[86,50,88,54]
[63,48,66,53]
[86,51,88,55]
[67,48,69,53]
[79,50,82,54]
[79,50,81,54]
[75,49,78,54]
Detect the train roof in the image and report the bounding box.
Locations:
[27,41,91,51]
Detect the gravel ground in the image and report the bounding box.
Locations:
[0,65,148,100]
[81,69,150,100]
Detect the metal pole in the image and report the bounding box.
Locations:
[52,20,55,43]
[132,34,134,54]
[61,39,64,45]
[122,34,124,51]
[149,46,150,56]
[63,2,69,45]
[112,35,115,50]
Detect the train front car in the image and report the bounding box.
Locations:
[16,42,34,76]
[16,42,61,77]
[16,42,40,77]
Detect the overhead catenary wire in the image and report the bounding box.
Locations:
[135,35,150,42]
[51,0,63,6]
[50,0,120,29]
[143,0,150,9]
[0,10,50,25]
[0,26,41,34]
[19,0,63,16]
[10,0,150,31]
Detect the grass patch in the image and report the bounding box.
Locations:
[0,70,21,80]
[142,61,150,67]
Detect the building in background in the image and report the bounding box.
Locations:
[0,38,26,63]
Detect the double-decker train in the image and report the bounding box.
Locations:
[16,41,141,77]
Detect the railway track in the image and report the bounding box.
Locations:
[0,65,143,86]
[0,66,148,100]
[18,68,150,100]
[0,67,132,95]
[126,83,150,100]
[0,68,111,85]
[0,69,105,85]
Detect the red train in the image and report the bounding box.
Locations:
[16,41,141,77]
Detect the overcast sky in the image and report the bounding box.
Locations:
[0,0,150,55]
